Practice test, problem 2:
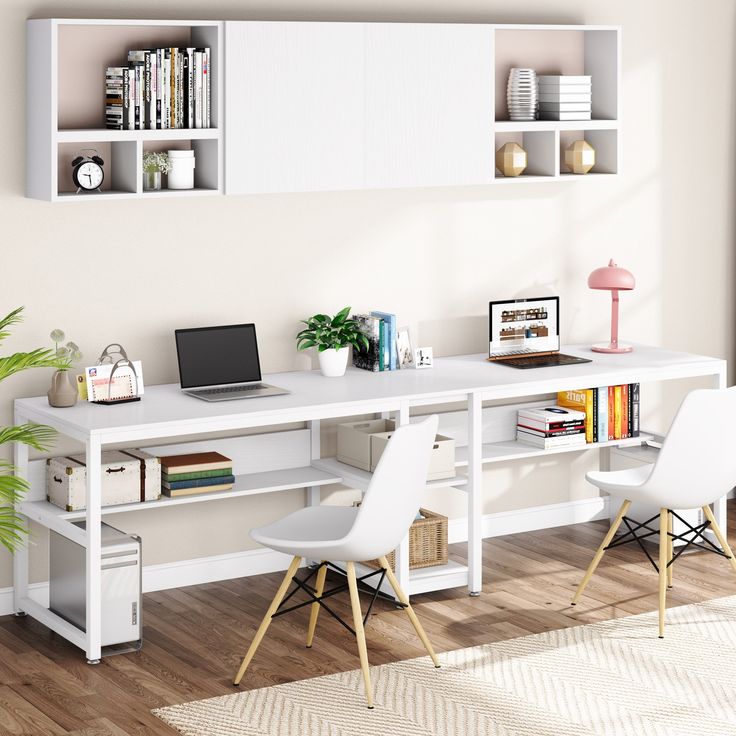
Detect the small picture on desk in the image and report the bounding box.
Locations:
[396,328,414,368]
[414,347,434,369]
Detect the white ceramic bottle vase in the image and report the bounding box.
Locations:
[167,149,196,189]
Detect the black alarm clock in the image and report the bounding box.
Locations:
[71,149,104,193]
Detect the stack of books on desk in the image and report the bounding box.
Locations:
[538,75,592,120]
[516,406,587,449]
[352,310,397,372]
[158,451,234,497]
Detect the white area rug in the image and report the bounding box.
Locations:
[154,596,736,735]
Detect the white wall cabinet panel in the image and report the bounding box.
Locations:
[226,21,365,194]
[364,24,494,189]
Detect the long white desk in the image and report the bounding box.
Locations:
[13,344,727,661]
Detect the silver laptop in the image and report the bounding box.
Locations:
[175,324,289,401]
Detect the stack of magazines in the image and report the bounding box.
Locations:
[106,46,211,130]
[516,406,587,449]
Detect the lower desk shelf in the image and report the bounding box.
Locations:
[20,465,342,523]
[454,433,654,467]
[350,559,469,597]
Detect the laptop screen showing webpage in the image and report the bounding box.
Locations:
[176,324,263,389]
[488,297,561,358]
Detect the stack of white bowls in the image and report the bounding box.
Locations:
[507,68,538,121]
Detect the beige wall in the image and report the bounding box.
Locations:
[1,0,734,586]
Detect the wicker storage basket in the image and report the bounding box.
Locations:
[365,508,448,570]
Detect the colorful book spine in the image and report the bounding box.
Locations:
[621,384,629,439]
[630,383,640,437]
[163,474,235,491]
[613,385,622,439]
[163,467,233,482]
[608,387,615,440]
[597,386,608,444]
[370,311,397,370]
[584,389,594,444]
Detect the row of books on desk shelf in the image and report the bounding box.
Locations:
[516,384,640,449]
[352,311,398,372]
[106,46,211,131]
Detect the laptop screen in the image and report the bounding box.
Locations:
[175,324,262,389]
[489,297,561,357]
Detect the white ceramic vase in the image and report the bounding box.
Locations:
[318,347,349,377]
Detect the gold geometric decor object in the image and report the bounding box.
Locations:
[564,139,596,174]
[495,142,527,177]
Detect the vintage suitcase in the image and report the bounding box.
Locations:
[47,449,161,511]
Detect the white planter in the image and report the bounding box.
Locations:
[318,347,349,377]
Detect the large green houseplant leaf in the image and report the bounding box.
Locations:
[0,307,69,552]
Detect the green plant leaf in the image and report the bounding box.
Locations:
[0,424,57,452]
[0,307,24,345]
[297,339,317,351]
[0,348,69,383]
[332,306,351,326]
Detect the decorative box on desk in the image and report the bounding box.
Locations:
[47,450,160,511]
[337,419,456,480]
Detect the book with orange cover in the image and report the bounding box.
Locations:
[621,384,629,439]
[158,451,232,475]
[607,386,615,440]
[613,385,622,440]
[557,389,593,443]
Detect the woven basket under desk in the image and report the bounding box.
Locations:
[364,508,448,571]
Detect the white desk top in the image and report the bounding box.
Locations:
[14,344,726,443]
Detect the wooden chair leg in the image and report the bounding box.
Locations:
[572,499,631,605]
[667,510,674,588]
[379,556,440,668]
[658,508,668,638]
[346,561,374,709]
[702,505,736,575]
[306,561,327,648]
[233,556,302,685]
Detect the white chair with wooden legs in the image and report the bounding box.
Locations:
[572,386,736,637]
[233,416,442,708]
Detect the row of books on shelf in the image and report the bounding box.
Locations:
[106,46,211,131]
[516,384,640,449]
[352,311,398,371]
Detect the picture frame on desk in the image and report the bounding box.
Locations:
[396,328,414,369]
[414,347,434,369]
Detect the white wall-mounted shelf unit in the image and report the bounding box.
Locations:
[27,19,619,200]
[27,19,223,202]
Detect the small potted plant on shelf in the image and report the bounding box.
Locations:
[142,151,171,192]
[297,306,368,377]
[48,328,82,407]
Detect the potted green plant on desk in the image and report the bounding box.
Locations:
[0,307,66,551]
[297,306,368,377]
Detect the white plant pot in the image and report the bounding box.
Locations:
[318,347,349,377]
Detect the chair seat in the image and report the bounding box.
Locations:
[251,505,360,560]
[586,464,654,500]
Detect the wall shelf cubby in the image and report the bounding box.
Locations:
[28,19,223,201]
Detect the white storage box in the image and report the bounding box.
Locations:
[371,431,456,480]
[337,419,396,471]
[47,450,160,512]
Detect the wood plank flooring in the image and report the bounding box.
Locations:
[2,501,736,735]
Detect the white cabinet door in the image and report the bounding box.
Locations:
[365,24,494,189]
[225,21,365,194]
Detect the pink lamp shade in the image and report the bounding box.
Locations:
[588,259,635,354]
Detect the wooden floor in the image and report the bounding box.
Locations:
[2,501,736,735]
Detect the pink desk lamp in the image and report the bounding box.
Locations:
[588,259,635,353]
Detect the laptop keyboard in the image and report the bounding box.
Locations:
[196,384,266,395]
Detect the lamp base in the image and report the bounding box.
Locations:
[591,342,634,354]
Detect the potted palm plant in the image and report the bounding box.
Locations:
[0,307,67,551]
[296,306,369,377]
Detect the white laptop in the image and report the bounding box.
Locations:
[175,323,289,401]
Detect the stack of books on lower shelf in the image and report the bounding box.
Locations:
[516,405,587,449]
[158,451,234,497]
[557,384,640,443]
[538,75,592,121]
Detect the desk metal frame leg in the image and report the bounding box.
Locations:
[85,435,103,664]
[394,404,411,599]
[711,368,729,541]
[467,392,482,596]
[12,408,30,616]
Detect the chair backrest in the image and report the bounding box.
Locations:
[644,386,736,508]
[342,415,439,562]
